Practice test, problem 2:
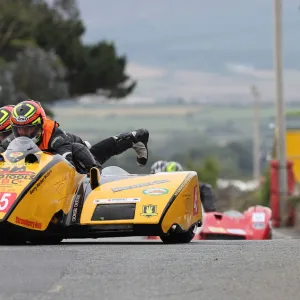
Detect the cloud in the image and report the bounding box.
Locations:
[226,63,256,75]
[225,63,300,99]
[226,63,275,80]
[126,63,167,79]
[125,62,300,102]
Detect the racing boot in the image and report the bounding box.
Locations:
[112,129,149,166]
[131,129,149,166]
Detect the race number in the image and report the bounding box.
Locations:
[252,212,265,223]
[0,192,17,213]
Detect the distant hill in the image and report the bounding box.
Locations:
[77,0,300,103]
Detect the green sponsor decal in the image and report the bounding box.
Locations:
[143,188,168,195]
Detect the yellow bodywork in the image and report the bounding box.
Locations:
[80,171,202,234]
[273,128,300,182]
[285,130,300,182]
[0,149,202,235]
[0,152,84,231]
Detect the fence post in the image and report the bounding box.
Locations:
[270,160,280,227]
[287,161,295,226]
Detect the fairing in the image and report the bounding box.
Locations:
[0,137,202,240]
[79,171,201,233]
[199,206,272,240]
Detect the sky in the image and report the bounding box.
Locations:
[76,0,300,103]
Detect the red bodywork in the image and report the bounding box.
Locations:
[197,205,272,240]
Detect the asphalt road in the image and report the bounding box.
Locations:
[0,232,300,300]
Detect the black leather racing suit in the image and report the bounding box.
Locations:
[0,134,13,153]
[0,128,99,172]
[64,131,134,165]
[0,129,136,172]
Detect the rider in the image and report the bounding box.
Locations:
[4,100,149,172]
[150,160,167,174]
[162,161,184,172]
[161,161,217,212]
[0,105,15,144]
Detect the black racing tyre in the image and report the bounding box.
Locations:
[28,236,63,245]
[160,225,196,244]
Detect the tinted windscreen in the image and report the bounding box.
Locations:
[224,210,243,218]
[101,166,130,175]
[6,137,40,153]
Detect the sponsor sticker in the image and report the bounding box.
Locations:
[112,179,169,192]
[93,198,140,204]
[71,194,81,222]
[193,186,199,215]
[70,184,85,224]
[9,152,23,158]
[15,115,28,123]
[0,165,34,175]
[173,174,194,197]
[143,188,168,195]
[0,163,33,168]
[208,226,226,233]
[140,205,158,218]
[30,169,52,194]
[0,166,35,185]
[54,180,66,196]
[15,217,42,229]
[252,212,265,223]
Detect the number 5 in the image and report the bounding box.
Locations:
[0,193,11,211]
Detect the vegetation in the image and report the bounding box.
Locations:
[51,101,282,179]
[258,167,270,205]
[0,0,136,113]
[186,156,220,188]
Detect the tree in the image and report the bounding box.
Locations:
[33,0,136,98]
[177,139,254,179]
[12,47,69,104]
[0,0,45,61]
[259,167,271,207]
[226,141,253,174]
[0,64,15,106]
[52,0,80,20]
[0,0,136,111]
[186,156,220,188]
[68,42,136,98]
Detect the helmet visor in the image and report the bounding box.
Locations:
[12,124,42,141]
